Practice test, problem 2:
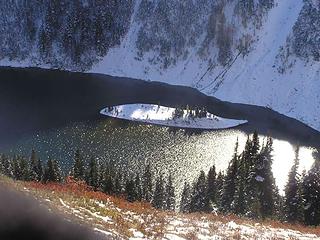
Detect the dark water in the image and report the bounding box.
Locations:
[0,67,319,195]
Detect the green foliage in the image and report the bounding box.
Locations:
[206,165,216,211]
[302,158,320,226]
[142,164,153,202]
[284,147,304,222]
[43,157,62,183]
[220,140,239,213]
[2,133,320,226]
[71,149,86,181]
[86,157,100,190]
[152,173,166,210]
[180,181,191,213]
[165,174,175,211]
[190,171,207,212]
[126,176,138,202]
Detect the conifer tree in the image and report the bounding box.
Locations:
[234,154,246,215]
[152,173,165,210]
[242,136,253,177]
[302,158,320,226]
[29,159,38,181]
[0,154,4,175]
[86,157,100,190]
[273,186,285,221]
[258,137,276,219]
[43,158,62,183]
[1,154,13,178]
[36,158,43,182]
[135,174,143,201]
[180,181,191,213]
[284,147,303,222]
[206,165,216,211]
[19,157,30,181]
[215,171,224,210]
[165,174,175,211]
[190,171,207,212]
[29,150,43,181]
[72,149,85,181]
[12,156,22,180]
[114,171,123,195]
[102,164,114,194]
[221,140,239,213]
[244,131,261,218]
[125,176,137,202]
[142,164,153,202]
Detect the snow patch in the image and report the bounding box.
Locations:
[100,104,247,130]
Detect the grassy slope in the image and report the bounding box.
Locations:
[1,176,320,240]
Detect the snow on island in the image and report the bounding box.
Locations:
[100,104,247,130]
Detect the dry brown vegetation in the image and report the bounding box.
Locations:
[1,175,320,239]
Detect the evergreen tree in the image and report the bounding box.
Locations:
[29,150,43,181]
[206,165,216,211]
[190,171,207,212]
[302,158,320,226]
[180,181,191,213]
[142,164,153,202]
[0,154,4,175]
[152,173,165,210]
[36,158,43,182]
[102,164,114,194]
[258,137,276,219]
[19,157,30,181]
[86,157,100,190]
[12,156,23,180]
[244,131,261,218]
[284,147,303,223]
[125,176,137,202]
[71,149,85,181]
[221,140,239,213]
[114,171,123,195]
[0,154,13,178]
[29,149,38,181]
[273,186,285,221]
[234,154,246,215]
[135,174,143,201]
[43,158,62,183]
[215,171,224,210]
[165,174,175,211]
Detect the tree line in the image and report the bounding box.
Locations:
[180,131,320,226]
[1,131,320,226]
[172,105,208,119]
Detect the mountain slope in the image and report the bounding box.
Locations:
[1,0,320,131]
[3,176,320,240]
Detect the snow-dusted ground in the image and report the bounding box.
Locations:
[100,104,247,130]
[55,196,320,240]
[10,180,319,240]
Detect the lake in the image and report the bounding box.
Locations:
[0,67,319,196]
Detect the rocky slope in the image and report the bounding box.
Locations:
[1,0,320,131]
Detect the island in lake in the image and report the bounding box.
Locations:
[101,104,248,130]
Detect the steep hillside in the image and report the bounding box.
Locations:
[3,177,320,240]
[1,0,320,131]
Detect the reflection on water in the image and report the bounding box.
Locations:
[7,118,315,196]
[272,141,314,194]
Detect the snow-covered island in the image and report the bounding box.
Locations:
[100,104,247,130]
